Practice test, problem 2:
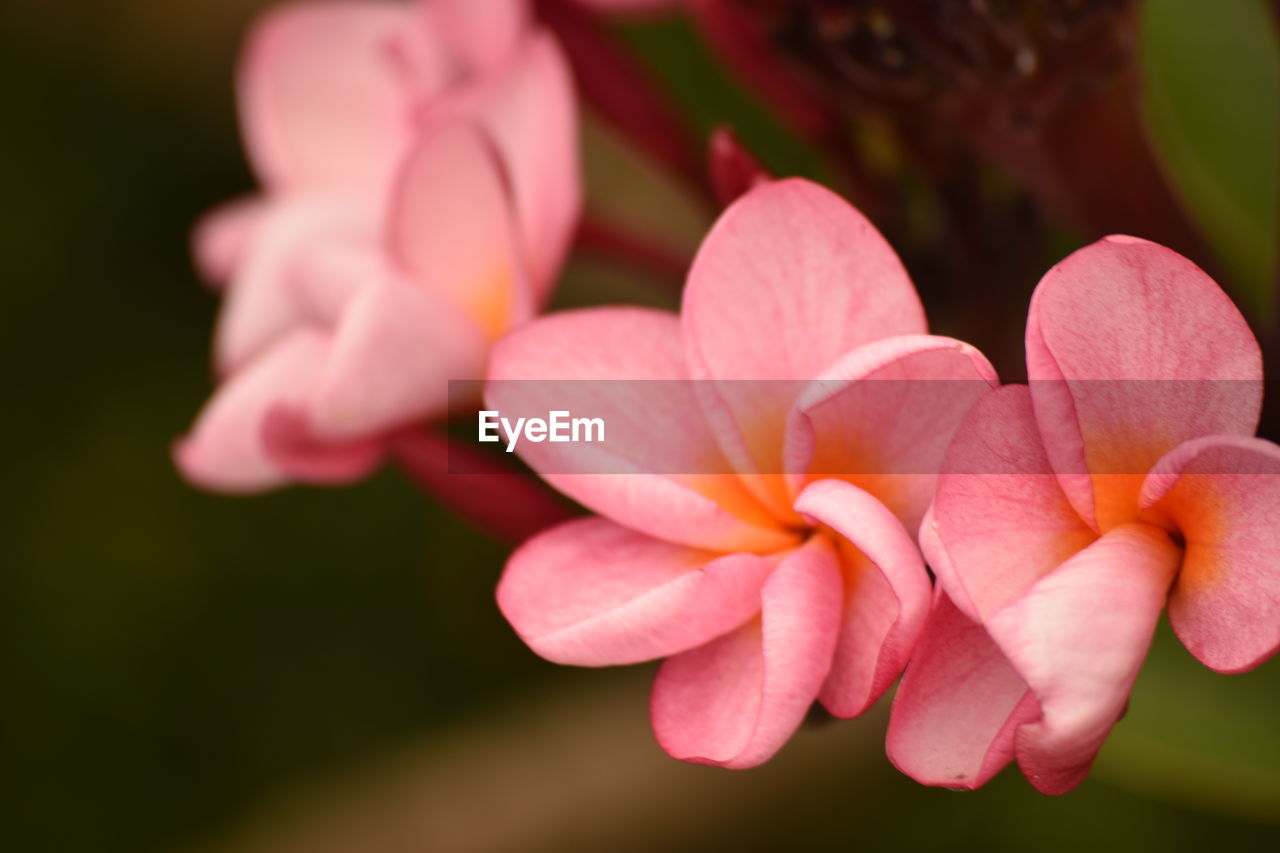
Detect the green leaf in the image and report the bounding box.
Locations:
[1093,621,1280,821]
[1140,0,1280,321]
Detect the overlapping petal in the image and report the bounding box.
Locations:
[175,328,330,492]
[260,404,385,483]
[986,523,1180,794]
[497,517,775,666]
[431,0,530,74]
[683,179,924,384]
[887,589,1040,790]
[387,121,532,336]
[305,273,489,442]
[681,179,925,511]
[469,32,581,294]
[238,1,420,190]
[793,479,930,718]
[785,334,997,530]
[1026,236,1263,529]
[486,307,793,553]
[192,198,266,285]
[213,194,379,374]
[650,536,842,768]
[1142,435,1280,673]
[924,385,1096,623]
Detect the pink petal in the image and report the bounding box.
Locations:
[925,385,1096,623]
[431,0,529,73]
[214,194,379,375]
[1025,235,1263,530]
[681,179,924,510]
[650,536,843,768]
[386,121,533,336]
[237,1,417,189]
[887,589,1040,790]
[174,329,330,492]
[304,273,490,442]
[1141,435,1280,673]
[785,334,997,532]
[287,240,381,326]
[260,404,385,484]
[486,307,794,553]
[470,32,581,295]
[793,480,930,718]
[683,177,924,379]
[988,523,1181,795]
[192,197,266,285]
[497,517,776,666]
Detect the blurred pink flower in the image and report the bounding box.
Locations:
[488,179,996,767]
[178,0,580,492]
[889,236,1280,794]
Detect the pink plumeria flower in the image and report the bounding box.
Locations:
[487,179,997,768]
[889,236,1280,794]
[178,0,580,491]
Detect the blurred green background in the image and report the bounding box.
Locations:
[2,1,1277,851]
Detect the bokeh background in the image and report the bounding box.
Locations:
[2,1,1278,851]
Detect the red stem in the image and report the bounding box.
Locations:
[390,429,578,544]
[575,216,691,289]
[534,0,706,196]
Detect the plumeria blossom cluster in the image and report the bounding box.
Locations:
[177,0,579,491]
[493,182,1280,786]
[179,0,1279,794]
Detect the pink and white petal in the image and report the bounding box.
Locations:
[927,385,1097,623]
[260,404,385,484]
[304,274,490,443]
[1141,435,1280,673]
[387,121,533,336]
[486,307,793,553]
[288,240,380,327]
[684,178,925,383]
[650,536,842,768]
[432,0,530,74]
[174,328,330,493]
[785,334,998,530]
[498,517,775,666]
[681,179,924,504]
[470,32,581,295]
[192,197,267,285]
[793,479,930,718]
[238,1,415,189]
[989,523,1181,795]
[214,194,380,374]
[887,589,1041,790]
[1026,235,1263,529]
